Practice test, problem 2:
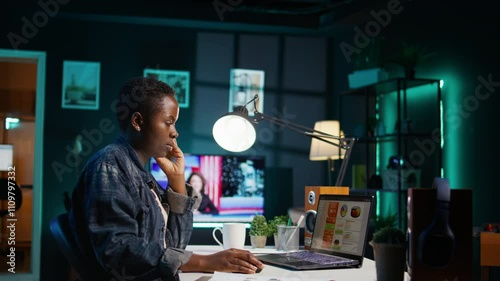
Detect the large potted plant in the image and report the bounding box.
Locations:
[369,226,407,281]
[249,215,268,248]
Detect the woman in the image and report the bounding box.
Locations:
[187,172,219,215]
[68,77,263,281]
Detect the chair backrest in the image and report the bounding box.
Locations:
[49,213,110,281]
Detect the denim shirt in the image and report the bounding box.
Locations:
[69,135,201,281]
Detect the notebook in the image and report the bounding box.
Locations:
[257,194,373,270]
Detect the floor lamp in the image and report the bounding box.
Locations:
[309,120,345,186]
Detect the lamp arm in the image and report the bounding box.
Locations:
[253,111,357,186]
[253,111,314,133]
[335,138,355,186]
[254,112,348,148]
[304,132,356,186]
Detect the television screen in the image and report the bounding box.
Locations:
[0,144,14,171]
[149,154,265,225]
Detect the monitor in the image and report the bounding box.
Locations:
[0,144,14,171]
[149,154,265,226]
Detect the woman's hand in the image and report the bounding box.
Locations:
[154,139,186,193]
[180,248,264,274]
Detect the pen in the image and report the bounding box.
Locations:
[284,215,304,249]
[295,215,304,227]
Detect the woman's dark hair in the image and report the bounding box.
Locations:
[115,76,175,131]
[187,172,206,194]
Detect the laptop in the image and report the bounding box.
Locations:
[257,194,373,270]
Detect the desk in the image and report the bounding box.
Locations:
[181,246,410,281]
[480,232,500,281]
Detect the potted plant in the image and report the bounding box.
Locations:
[391,41,436,79]
[267,215,289,249]
[372,213,398,230]
[348,37,389,89]
[249,215,268,248]
[369,226,407,281]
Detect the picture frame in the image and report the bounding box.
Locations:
[61,60,100,110]
[143,69,190,108]
[229,68,265,116]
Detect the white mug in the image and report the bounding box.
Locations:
[212,223,246,249]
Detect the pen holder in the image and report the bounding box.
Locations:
[277,225,299,251]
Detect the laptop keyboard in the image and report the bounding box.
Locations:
[286,251,352,265]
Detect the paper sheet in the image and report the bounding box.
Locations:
[210,272,337,281]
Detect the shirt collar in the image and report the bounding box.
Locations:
[114,134,148,174]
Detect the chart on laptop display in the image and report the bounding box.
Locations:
[311,196,371,257]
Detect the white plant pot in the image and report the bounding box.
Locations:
[250,235,267,248]
[348,68,389,89]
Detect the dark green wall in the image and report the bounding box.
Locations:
[381,0,500,225]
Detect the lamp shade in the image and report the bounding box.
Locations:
[212,112,256,152]
[309,120,345,161]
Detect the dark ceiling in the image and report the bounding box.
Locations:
[54,0,387,30]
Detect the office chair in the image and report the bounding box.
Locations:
[49,213,110,281]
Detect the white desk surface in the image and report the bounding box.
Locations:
[181,245,411,281]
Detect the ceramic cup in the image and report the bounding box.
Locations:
[212,223,246,249]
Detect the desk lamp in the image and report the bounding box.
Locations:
[212,95,356,186]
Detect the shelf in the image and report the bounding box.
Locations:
[342,77,441,97]
[350,188,406,194]
[340,76,442,230]
[357,133,435,143]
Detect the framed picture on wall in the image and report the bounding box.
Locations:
[143,69,190,108]
[229,68,265,116]
[61,60,100,110]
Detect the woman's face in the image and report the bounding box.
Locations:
[189,174,203,192]
[141,95,179,158]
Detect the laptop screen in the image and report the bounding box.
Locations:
[310,194,373,258]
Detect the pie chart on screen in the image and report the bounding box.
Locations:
[351,206,361,218]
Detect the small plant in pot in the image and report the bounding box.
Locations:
[390,41,436,79]
[369,226,407,281]
[267,215,289,249]
[372,213,398,230]
[249,215,268,248]
[348,37,388,89]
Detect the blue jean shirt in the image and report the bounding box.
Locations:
[69,135,201,281]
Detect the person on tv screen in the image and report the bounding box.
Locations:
[68,77,264,281]
[187,172,219,215]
